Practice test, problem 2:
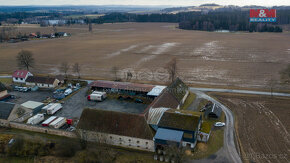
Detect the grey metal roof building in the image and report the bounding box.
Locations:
[0,102,15,120]
[0,82,6,92]
[154,128,183,143]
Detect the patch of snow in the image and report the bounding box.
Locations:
[192,41,223,58]
[105,45,138,58]
[152,43,179,55]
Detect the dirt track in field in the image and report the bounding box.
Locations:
[1,23,290,88]
[210,93,290,163]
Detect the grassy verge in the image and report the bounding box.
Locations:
[0,157,34,163]
[1,127,156,163]
[0,78,12,85]
[197,99,211,111]
[181,92,196,110]
[189,129,224,159]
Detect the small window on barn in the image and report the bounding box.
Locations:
[110,136,112,139]
[137,145,140,148]
[119,138,122,141]
[129,139,131,142]
[146,142,148,145]
[20,78,23,80]
[183,133,193,139]
[16,77,18,80]
[137,141,140,144]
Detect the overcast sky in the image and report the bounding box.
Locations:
[0,0,289,6]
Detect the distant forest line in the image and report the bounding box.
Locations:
[1,10,290,32]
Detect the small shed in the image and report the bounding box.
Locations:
[197,121,212,142]
[154,128,183,147]
[204,103,222,119]
[21,101,44,114]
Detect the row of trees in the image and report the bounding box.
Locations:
[178,11,283,32]
[85,10,289,32]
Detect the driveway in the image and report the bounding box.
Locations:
[190,89,242,163]
[8,90,53,104]
[55,87,148,119]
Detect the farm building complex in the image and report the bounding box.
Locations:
[77,78,205,151]
[1,72,217,155]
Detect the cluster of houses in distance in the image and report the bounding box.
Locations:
[7,32,69,43]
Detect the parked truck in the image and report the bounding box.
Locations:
[27,114,44,125]
[49,117,66,129]
[46,103,62,115]
[87,91,107,102]
[42,116,57,127]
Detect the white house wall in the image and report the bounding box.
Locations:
[13,72,33,83]
[197,131,211,142]
[26,80,58,88]
[81,130,155,152]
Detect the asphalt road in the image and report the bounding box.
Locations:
[190,89,242,163]
[0,76,11,78]
[190,87,290,97]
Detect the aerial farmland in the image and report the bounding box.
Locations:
[1,23,290,89]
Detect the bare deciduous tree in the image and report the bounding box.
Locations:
[76,129,88,150]
[89,21,92,32]
[60,62,70,79]
[166,57,178,83]
[52,25,57,33]
[16,50,35,70]
[111,66,119,81]
[267,77,277,97]
[73,63,81,79]
[164,142,188,163]
[280,64,290,84]
[126,71,133,81]
[0,26,17,42]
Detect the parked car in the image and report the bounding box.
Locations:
[64,88,72,96]
[31,86,39,91]
[19,87,30,92]
[214,122,225,127]
[14,86,20,91]
[135,99,143,103]
[8,139,15,146]
[67,126,76,132]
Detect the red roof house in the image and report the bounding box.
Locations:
[12,70,33,83]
